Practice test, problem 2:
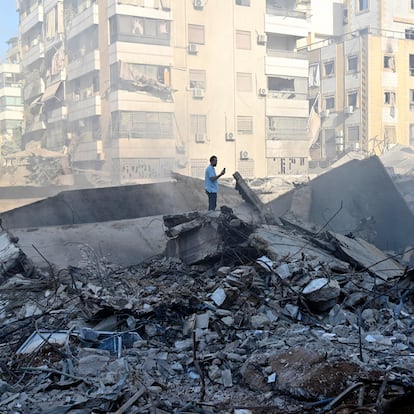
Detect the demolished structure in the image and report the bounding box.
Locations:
[0,155,413,413]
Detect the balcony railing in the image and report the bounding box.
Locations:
[266,6,307,19]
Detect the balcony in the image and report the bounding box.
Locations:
[107,0,172,19]
[21,42,45,68]
[265,55,308,77]
[266,97,308,117]
[43,0,60,13]
[66,3,99,40]
[68,95,101,122]
[67,50,100,81]
[20,5,44,34]
[109,90,174,112]
[265,10,309,38]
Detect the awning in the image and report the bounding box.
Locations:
[41,81,62,102]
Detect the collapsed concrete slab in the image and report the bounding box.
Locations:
[0,175,244,229]
[266,156,414,252]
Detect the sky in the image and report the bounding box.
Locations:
[0,1,19,62]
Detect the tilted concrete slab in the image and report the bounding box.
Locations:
[266,156,414,252]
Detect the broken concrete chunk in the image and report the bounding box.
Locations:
[302,278,340,312]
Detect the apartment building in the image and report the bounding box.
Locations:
[17,0,312,184]
[0,35,23,152]
[309,0,414,166]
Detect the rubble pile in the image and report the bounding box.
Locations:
[0,206,413,414]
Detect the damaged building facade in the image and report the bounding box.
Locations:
[17,0,317,184]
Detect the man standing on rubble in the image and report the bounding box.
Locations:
[205,155,225,211]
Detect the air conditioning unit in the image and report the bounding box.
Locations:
[344,105,354,114]
[193,0,205,9]
[195,133,206,143]
[225,132,235,141]
[192,88,204,98]
[257,34,267,45]
[240,150,249,160]
[188,43,198,54]
[320,109,330,118]
[258,88,267,96]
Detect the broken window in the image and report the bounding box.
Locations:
[268,76,294,92]
[323,60,335,77]
[309,64,320,88]
[347,90,358,108]
[347,55,358,72]
[237,116,253,134]
[384,54,395,71]
[110,15,170,45]
[410,55,414,76]
[267,116,307,140]
[384,91,396,105]
[236,30,251,50]
[188,24,205,44]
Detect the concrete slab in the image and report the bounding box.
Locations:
[266,156,414,252]
[10,216,168,270]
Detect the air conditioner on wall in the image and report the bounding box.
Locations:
[258,88,267,96]
[188,43,198,54]
[193,0,205,9]
[257,34,267,45]
[225,132,235,141]
[240,150,249,160]
[344,105,354,114]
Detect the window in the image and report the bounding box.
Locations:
[237,116,253,134]
[111,111,173,139]
[410,124,414,146]
[384,55,395,71]
[188,24,205,44]
[348,55,359,72]
[348,126,360,150]
[189,69,206,89]
[410,90,414,111]
[406,29,414,40]
[236,0,250,6]
[384,126,396,145]
[348,90,358,108]
[384,91,396,105]
[309,64,320,88]
[323,60,335,77]
[410,55,414,75]
[110,15,170,45]
[191,114,207,134]
[412,0,414,9]
[357,0,369,12]
[325,129,337,159]
[236,30,251,50]
[237,72,252,92]
[325,96,335,110]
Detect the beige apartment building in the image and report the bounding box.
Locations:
[308,0,414,167]
[16,0,312,184]
[0,34,23,156]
